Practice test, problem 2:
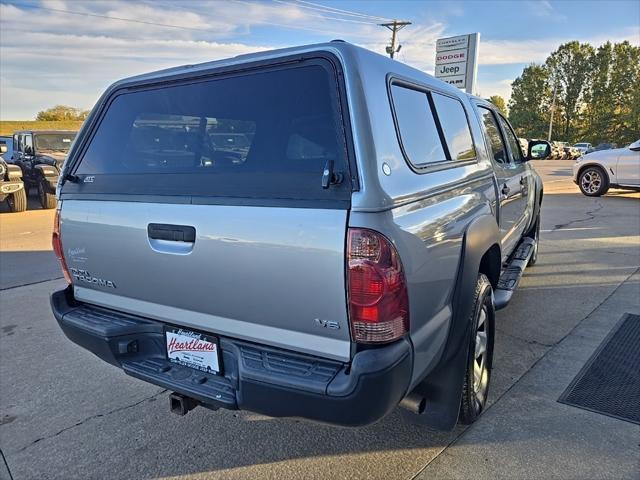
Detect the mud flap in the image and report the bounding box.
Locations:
[404,330,470,430]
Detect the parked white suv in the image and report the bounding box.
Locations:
[573,140,640,196]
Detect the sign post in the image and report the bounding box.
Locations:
[434,33,479,94]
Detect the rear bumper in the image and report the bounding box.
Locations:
[51,287,412,426]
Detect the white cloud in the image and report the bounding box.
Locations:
[0,31,272,119]
[523,0,566,20]
[476,79,513,103]
[479,27,640,65]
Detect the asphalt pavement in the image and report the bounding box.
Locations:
[0,160,639,480]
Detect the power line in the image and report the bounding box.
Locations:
[27,2,351,38]
[25,1,407,52]
[228,0,362,34]
[272,0,381,25]
[290,0,392,22]
[29,5,217,32]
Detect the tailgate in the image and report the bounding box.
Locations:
[63,200,351,361]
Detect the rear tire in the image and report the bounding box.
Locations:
[7,188,27,212]
[38,180,56,209]
[459,273,495,425]
[527,214,540,266]
[579,166,609,197]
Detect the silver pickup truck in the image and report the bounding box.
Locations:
[50,41,550,429]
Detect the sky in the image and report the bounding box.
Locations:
[1,0,639,119]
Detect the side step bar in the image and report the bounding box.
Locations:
[494,237,536,310]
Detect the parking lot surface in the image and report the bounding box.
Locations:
[1,160,639,479]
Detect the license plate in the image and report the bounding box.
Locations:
[165,327,221,374]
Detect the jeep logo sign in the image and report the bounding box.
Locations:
[434,33,480,94]
[436,61,466,76]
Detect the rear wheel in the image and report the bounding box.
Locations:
[459,273,495,425]
[38,180,56,209]
[579,166,609,197]
[7,188,27,212]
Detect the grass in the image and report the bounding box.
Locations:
[0,120,84,136]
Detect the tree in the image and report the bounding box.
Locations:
[545,41,594,142]
[487,95,507,115]
[580,41,639,145]
[36,105,89,121]
[608,41,640,145]
[508,64,551,138]
[581,42,614,143]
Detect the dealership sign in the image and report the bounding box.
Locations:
[434,33,479,94]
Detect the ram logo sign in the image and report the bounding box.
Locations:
[434,33,480,94]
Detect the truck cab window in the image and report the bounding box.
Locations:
[478,107,508,166]
[498,115,524,163]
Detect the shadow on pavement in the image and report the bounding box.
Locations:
[0,250,61,289]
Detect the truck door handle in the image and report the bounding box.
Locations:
[501,184,510,196]
[147,223,196,243]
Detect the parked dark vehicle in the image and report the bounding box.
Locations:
[11,130,77,209]
[50,42,551,429]
[0,136,13,161]
[0,152,27,212]
[593,143,617,152]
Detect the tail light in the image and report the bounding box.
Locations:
[347,228,409,343]
[52,208,72,284]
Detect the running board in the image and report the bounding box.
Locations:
[494,237,536,310]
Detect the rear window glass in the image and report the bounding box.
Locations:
[71,62,350,202]
[390,84,476,168]
[391,85,446,166]
[431,93,476,161]
[35,133,76,153]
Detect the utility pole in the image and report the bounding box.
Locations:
[379,20,412,59]
[548,81,557,141]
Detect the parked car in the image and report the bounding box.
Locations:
[0,136,13,161]
[573,142,592,155]
[573,139,640,196]
[50,41,550,430]
[11,130,77,209]
[0,153,27,212]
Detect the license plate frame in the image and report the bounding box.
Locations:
[165,326,222,375]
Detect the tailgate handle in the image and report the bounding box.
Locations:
[147,224,196,243]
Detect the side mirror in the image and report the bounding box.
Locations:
[0,145,7,154]
[527,140,551,160]
[629,139,640,152]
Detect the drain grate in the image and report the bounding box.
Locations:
[558,313,640,425]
